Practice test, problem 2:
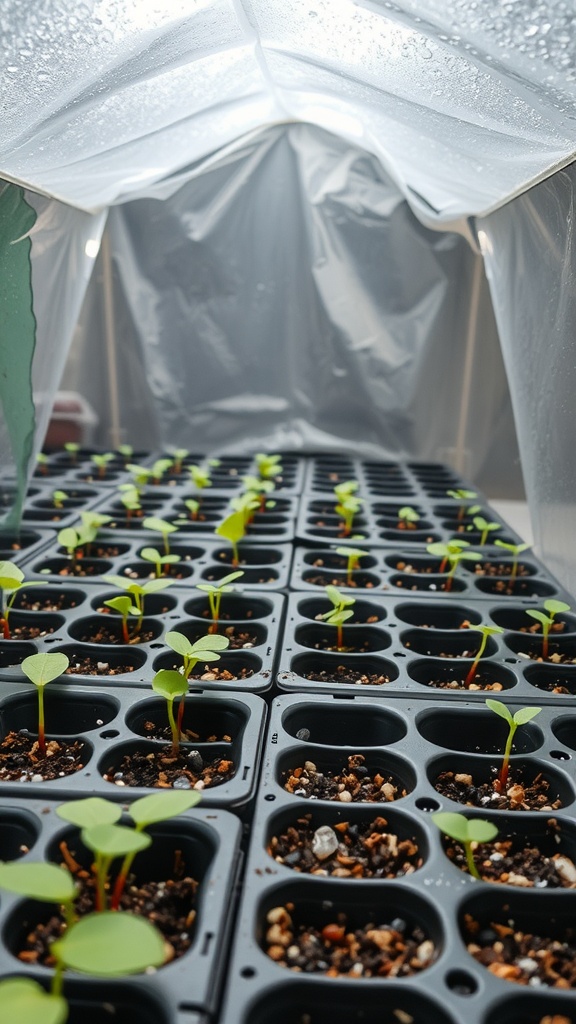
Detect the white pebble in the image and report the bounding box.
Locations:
[338,790,352,802]
[312,826,339,861]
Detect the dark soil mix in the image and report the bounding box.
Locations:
[219,625,259,649]
[282,755,407,803]
[392,579,453,592]
[141,720,233,744]
[102,747,235,790]
[303,665,390,686]
[305,574,375,589]
[0,731,85,782]
[434,767,563,812]
[444,825,576,888]
[304,636,373,654]
[473,562,531,577]
[268,814,422,878]
[517,648,576,665]
[393,560,441,575]
[65,656,138,676]
[17,594,80,612]
[56,562,103,577]
[124,564,191,581]
[77,622,156,645]
[420,674,504,692]
[204,568,277,584]
[464,913,576,988]
[313,612,381,626]
[264,903,435,977]
[162,660,255,682]
[5,622,58,640]
[17,848,198,966]
[198,607,257,622]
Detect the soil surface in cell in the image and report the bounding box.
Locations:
[517,649,576,665]
[0,731,85,782]
[268,814,422,878]
[18,847,198,965]
[282,754,407,803]
[464,913,576,988]
[304,635,375,654]
[303,664,390,686]
[264,904,435,977]
[306,573,375,589]
[102,747,235,790]
[2,622,57,640]
[204,568,276,584]
[77,623,156,645]
[473,562,531,577]
[434,766,563,812]
[216,625,259,649]
[313,612,381,626]
[141,721,233,744]
[182,662,255,682]
[445,822,576,888]
[17,594,80,612]
[55,563,103,577]
[65,656,138,676]
[420,673,504,692]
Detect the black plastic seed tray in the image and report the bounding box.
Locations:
[20,535,293,591]
[290,545,573,604]
[0,795,241,1021]
[275,591,576,704]
[0,681,266,809]
[0,581,284,694]
[0,527,53,565]
[89,488,299,543]
[296,493,523,549]
[121,452,308,496]
[219,691,576,1023]
[304,456,485,502]
[20,484,105,529]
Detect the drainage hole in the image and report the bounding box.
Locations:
[415,796,441,812]
[100,729,120,739]
[201,932,213,956]
[445,969,478,995]
[264,794,276,802]
[550,749,571,760]
[241,966,256,978]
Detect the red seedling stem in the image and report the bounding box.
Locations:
[0,617,10,640]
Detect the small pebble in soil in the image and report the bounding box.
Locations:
[465,912,576,988]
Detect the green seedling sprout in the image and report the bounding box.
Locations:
[525,599,571,659]
[333,480,359,503]
[152,669,188,754]
[140,546,181,578]
[151,457,173,484]
[335,546,369,587]
[255,452,282,481]
[165,631,230,683]
[91,452,114,478]
[36,452,49,475]
[0,860,78,929]
[446,488,478,522]
[21,652,70,757]
[471,516,501,546]
[119,484,142,520]
[215,509,246,567]
[79,511,112,555]
[52,490,68,509]
[493,540,531,584]
[188,464,212,490]
[397,506,420,529]
[335,494,364,537]
[102,575,174,637]
[464,625,504,688]
[57,526,88,570]
[184,498,200,520]
[126,462,153,486]
[103,595,140,643]
[170,448,189,474]
[426,540,481,591]
[82,823,151,913]
[231,490,261,526]
[241,475,276,511]
[485,699,542,793]
[117,443,133,465]
[141,516,179,556]
[431,812,498,880]
[196,570,245,633]
[64,442,80,464]
[0,560,41,639]
[319,584,356,650]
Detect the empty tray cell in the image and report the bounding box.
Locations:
[281,701,406,746]
[524,664,576,696]
[0,806,39,859]
[13,585,86,612]
[395,602,482,628]
[290,652,398,688]
[55,643,147,678]
[294,623,391,654]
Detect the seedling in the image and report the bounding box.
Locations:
[141,516,179,555]
[57,527,87,569]
[152,669,188,754]
[215,509,246,567]
[0,560,41,639]
[140,546,181,578]
[319,585,356,650]
[196,570,245,633]
[241,475,276,511]
[36,452,49,475]
[464,625,504,688]
[21,652,70,756]
[397,506,420,529]
[188,464,212,490]
[64,442,80,464]
[170,448,189,474]
[231,491,261,526]
[126,462,153,486]
[485,699,542,793]
[255,452,282,481]
[102,575,174,637]
[91,452,114,478]
[426,540,481,591]
[183,498,200,520]
[334,494,363,537]
[103,595,140,643]
[79,511,112,555]
[119,483,142,519]
[493,540,531,583]
[116,443,133,465]
[526,599,571,659]
[52,490,68,509]
[446,489,478,521]
[335,546,369,587]
[165,630,230,684]
[432,812,498,880]
[472,516,501,546]
[333,480,359,503]
[151,457,173,484]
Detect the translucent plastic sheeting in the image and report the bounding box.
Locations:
[1,1,576,221]
[0,182,105,523]
[66,123,522,495]
[479,165,576,596]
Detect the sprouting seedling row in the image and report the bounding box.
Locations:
[154,632,230,751]
[319,585,356,651]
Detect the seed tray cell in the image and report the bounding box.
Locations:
[0,681,266,808]
[276,592,576,703]
[296,493,523,550]
[303,456,484,502]
[290,546,572,603]
[0,795,241,1021]
[21,536,293,590]
[0,582,284,693]
[0,527,53,565]
[21,485,105,529]
[219,692,576,1022]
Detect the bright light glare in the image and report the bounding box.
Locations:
[85,238,100,258]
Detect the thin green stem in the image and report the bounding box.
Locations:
[51,959,65,998]
[464,840,480,880]
[167,697,179,754]
[497,722,517,791]
[542,623,550,660]
[464,634,488,688]
[37,687,46,756]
